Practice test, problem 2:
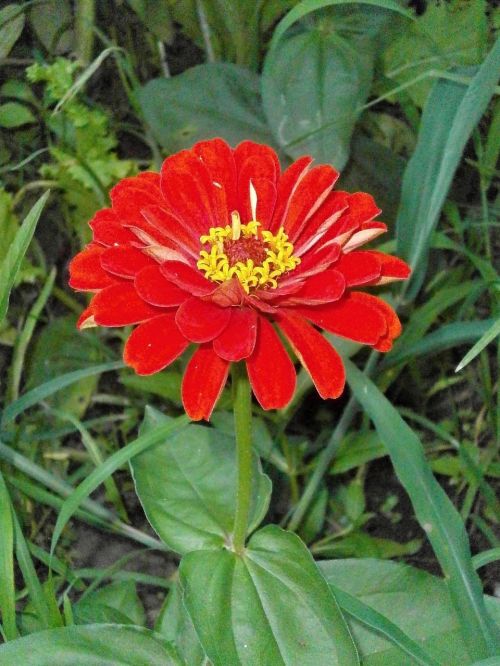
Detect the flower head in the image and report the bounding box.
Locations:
[69,138,410,420]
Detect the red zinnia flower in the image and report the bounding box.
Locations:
[69,139,410,420]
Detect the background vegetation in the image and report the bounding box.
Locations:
[0,0,499,664]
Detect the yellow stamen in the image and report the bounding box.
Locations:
[197,215,300,294]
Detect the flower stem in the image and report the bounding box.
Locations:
[231,363,253,554]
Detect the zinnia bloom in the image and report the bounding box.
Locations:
[69,139,410,420]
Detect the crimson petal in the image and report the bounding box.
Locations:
[283,269,345,305]
[69,244,117,292]
[135,265,187,307]
[246,317,296,410]
[124,313,189,375]
[92,283,161,326]
[89,209,137,246]
[175,297,231,343]
[335,251,382,286]
[101,245,154,278]
[296,292,388,345]
[182,345,229,420]
[213,307,258,361]
[278,312,345,399]
[160,261,215,296]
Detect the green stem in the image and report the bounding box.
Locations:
[232,364,253,554]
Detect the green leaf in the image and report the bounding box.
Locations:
[156,583,206,666]
[126,0,174,42]
[321,558,500,665]
[49,413,189,556]
[131,407,271,554]
[0,4,25,59]
[313,532,421,559]
[180,525,359,665]
[262,18,374,169]
[138,64,274,152]
[455,317,500,372]
[384,318,497,367]
[396,38,500,298]
[0,102,35,128]
[383,0,488,108]
[0,191,49,327]
[331,431,386,474]
[0,471,17,641]
[0,625,183,665]
[74,581,145,627]
[25,316,105,418]
[345,359,500,660]
[29,0,73,54]
[2,360,123,425]
[267,0,413,55]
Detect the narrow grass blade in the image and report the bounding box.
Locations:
[472,548,500,571]
[397,38,500,298]
[1,360,124,424]
[0,471,17,640]
[331,584,442,666]
[346,359,500,660]
[50,414,189,556]
[455,317,500,372]
[0,191,49,325]
[12,511,61,629]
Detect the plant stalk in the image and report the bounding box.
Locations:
[231,364,253,554]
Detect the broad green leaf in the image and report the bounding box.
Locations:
[456,317,500,372]
[0,4,25,59]
[345,360,500,660]
[396,38,500,298]
[126,0,174,41]
[312,532,421,559]
[0,191,49,326]
[262,19,374,169]
[156,583,206,666]
[25,316,105,418]
[267,0,413,54]
[0,624,183,665]
[29,0,73,53]
[321,558,500,665]
[50,414,189,556]
[74,581,145,627]
[138,64,274,153]
[331,430,386,474]
[131,407,272,554]
[0,102,35,128]
[383,0,488,108]
[180,525,359,665]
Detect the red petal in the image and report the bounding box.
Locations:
[335,251,382,286]
[342,222,387,252]
[278,312,345,399]
[101,245,154,278]
[111,174,162,219]
[91,283,161,326]
[283,165,339,241]
[359,294,401,351]
[135,265,187,307]
[124,313,189,375]
[282,269,345,305]
[234,141,280,182]
[323,192,382,246]
[246,317,296,410]
[193,138,238,225]
[160,261,215,296]
[286,243,341,282]
[89,209,137,246]
[296,292,388,345]
[270,156,312,232]
[161,150,217,234]
[175,297,231,343]
[294,191,349,255]
[213,307,258,361]
[69,244,117,291]
[182,345,229,420]
[367,251,411,284]
[77,305,96,329]
[238,176,276,228]
[141,205,199,257]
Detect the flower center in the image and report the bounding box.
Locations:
[197,212,300,293]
